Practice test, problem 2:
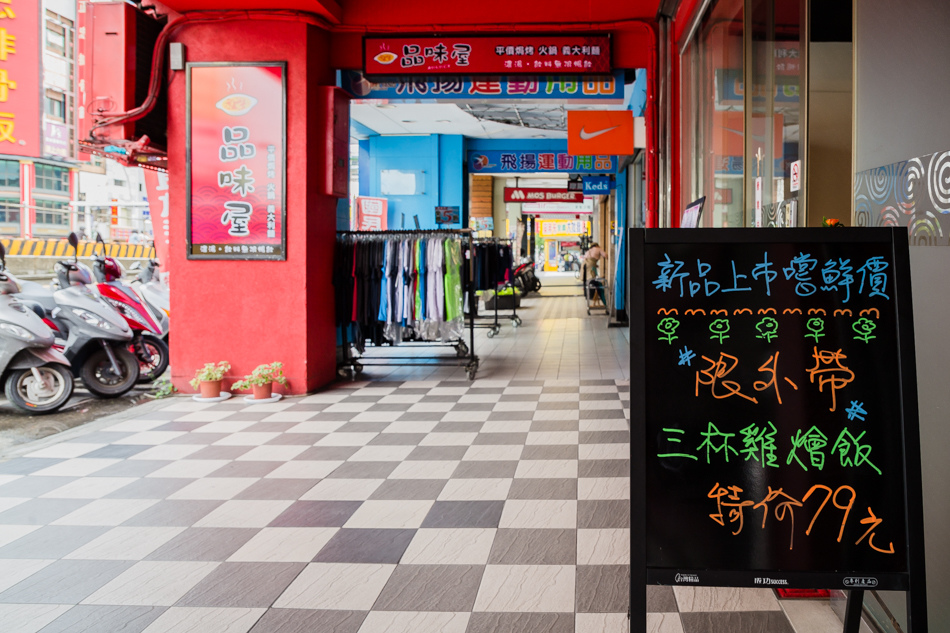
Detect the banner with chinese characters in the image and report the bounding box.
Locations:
[539,219,585,237]
[630,228,927,595]
[365,35,610,76]
[144,169,170,269]
[187,63,286,260]
[342,70,623,102]
[0,0,41,157]
[356,197,388,231]
[469,150,616,174]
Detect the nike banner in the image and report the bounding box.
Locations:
[567,110,634,156]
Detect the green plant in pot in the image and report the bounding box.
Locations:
[189,361,230,399]
[232,362,290,400]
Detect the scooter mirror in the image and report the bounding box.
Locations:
[67,232,79,262]
[96,233,104,245]
[0,241,6,269]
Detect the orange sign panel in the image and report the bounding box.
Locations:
[567,110,633,156]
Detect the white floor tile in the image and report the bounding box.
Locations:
[343,500,433,529]
[672,586,781,611]
[65,526,184,560]
[463,445,523,461]
[273,563,395,610]
[0,524,40,548]
[401,527,496,565]
[25,443,106,459]
[0,604,72,633]
[168,477,258,500]
[515,460,578,479]
[577,528,630,565]
[438,478,511,501]
[499,500,576,529]
[53,498,159,526]
[300,479,384,501]
[41,477,139,500]
[388,460,459,479]
[141,607,265,633]
[578,477,630,500]
[264,461,343,479]
[579,613,633,633]
[193,500,294,528]
[83,560,220,606]
[147,460,231,479]
[227,527,339,562]
[236,445,308,461]
[31,459,120,477]
[358,611,469,633]
[473,565,575,612]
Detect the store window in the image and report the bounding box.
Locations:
[34,199,68,225]
[0,160,19,188]
[34,164,69,193]
[46,23,66,55]
[0,199,19,225]
[680,0,803,228]
[680,0,745,228]
[45,91,66,122]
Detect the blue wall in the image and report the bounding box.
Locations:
[358,135,464,229]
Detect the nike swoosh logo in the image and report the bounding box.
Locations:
[579,125,620,140]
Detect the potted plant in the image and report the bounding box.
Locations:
[189,361,231,399]
[232,362,290,400]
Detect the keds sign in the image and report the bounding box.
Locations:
[583,177,613,195]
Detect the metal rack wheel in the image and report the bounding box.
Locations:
[465,360,478,380]
[487,328,496,338]
[456,341,469,357]
[353,361,363,375]
[512,316,522,327]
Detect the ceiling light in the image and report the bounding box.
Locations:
[436,119,453,123]
[401,120,416,123]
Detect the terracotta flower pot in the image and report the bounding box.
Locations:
[252,383,273,400]
[199,379,222,399]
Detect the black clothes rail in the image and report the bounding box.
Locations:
[469,237,522,337]
[334,229,480,380]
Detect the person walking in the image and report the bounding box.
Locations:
[583,242,607,307]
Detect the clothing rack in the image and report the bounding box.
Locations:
[336,229,480,380]
[471,237,522,337]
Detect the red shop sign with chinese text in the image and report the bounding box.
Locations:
[504,188,584,203]
[0,0,41,157]
[364,35,611,76]
[187,63,286,260]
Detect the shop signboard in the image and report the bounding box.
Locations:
[43,121,70,158]
[144,169,171,269]
[342,70,624,102]
[364,34,610,76]
[628,228,926,629]
[504,188,584,203]
[356,197,388,231]
[0,1,41,157]
[469,151,615,174]
[435,205,459,225]
[539,219,584,236]
[472,217,494,231]
[583,176,614,195]
[187,63,286,260]
[567,110,634,156]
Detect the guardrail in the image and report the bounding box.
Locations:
[0,238,156,260]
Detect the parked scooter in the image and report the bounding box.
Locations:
[0,244,74,413]
[91,235,169,382]
[513,258,542,295]
[128,256,169,343]
[17,233,139,398]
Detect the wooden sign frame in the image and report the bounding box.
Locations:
[628,228,927,632]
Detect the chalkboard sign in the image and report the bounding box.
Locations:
[628,228,926,628]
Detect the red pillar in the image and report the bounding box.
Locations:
[166,18,338,394]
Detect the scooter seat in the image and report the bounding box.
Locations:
[18,299,47,319]
[17,280,57,313]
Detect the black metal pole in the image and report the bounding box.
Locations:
[843,590,864,633]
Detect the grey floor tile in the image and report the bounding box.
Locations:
[175,561,305,607]
[0,525,108,559]
[104,478,191,499]
[313,412,358,422]
[487,411,535,421]
[452,461,519,479]
[406,446,469,461]
[337,422,392,433]
[90,460,169,478]
[450,403,496,412]
[168,433,228,446]
[498,394,542,402]
[416,396,461,404]
[181,446,253,460]
[545,386,581,393]
[146,527,259,561]
[575,565,629,612]
[294,446,361,461]
[679,611,795,633]
[536,401,580,411]
[0,476,69,497]
[369,479,447,500]
[325,461,399,479]
[489,528,576,565]
[0,498,89,524]
[243,422,296,433]
[580,409,625,419]
[345,396,384,404]
[122,500,223,527]
[580,391,620,400]
[466,612,573,633]
[208,461,281,478]
[265,433,326,446]
[151,421,211,432]
[473,433,528,445]
[433,422,485,433]
[268,500,363,527]
[235,479,319,501]
[397,412,446,422]
[37,605,165,633]
[521,445,578,460]
[368,403,413,412]
[80,445,152,460]
[579,431,629,444]
[580,379,616,386]
[374,564,484,611]
[0,458,62,475]
[578,459,630,478]
[529,420,580,432]
[647,585,677,612]
[421,500,505,528]
[368,433,427,446]
[508,478,577,500]
[509,380,545,387]
[313,528,415,564]
[0,559,133,604]
[578,500,630,529]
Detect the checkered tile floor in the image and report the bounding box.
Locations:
[0,285,860,632]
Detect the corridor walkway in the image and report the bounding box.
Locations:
[0,282,857,632]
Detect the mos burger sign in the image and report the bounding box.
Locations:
[504,188,585,203]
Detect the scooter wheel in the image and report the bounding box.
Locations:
[5,365,74,414]
[134,333,169,383]
[81,345,140,398]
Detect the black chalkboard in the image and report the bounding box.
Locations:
[628,228,927,630]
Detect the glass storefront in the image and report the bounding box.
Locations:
[680,0,803,228]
